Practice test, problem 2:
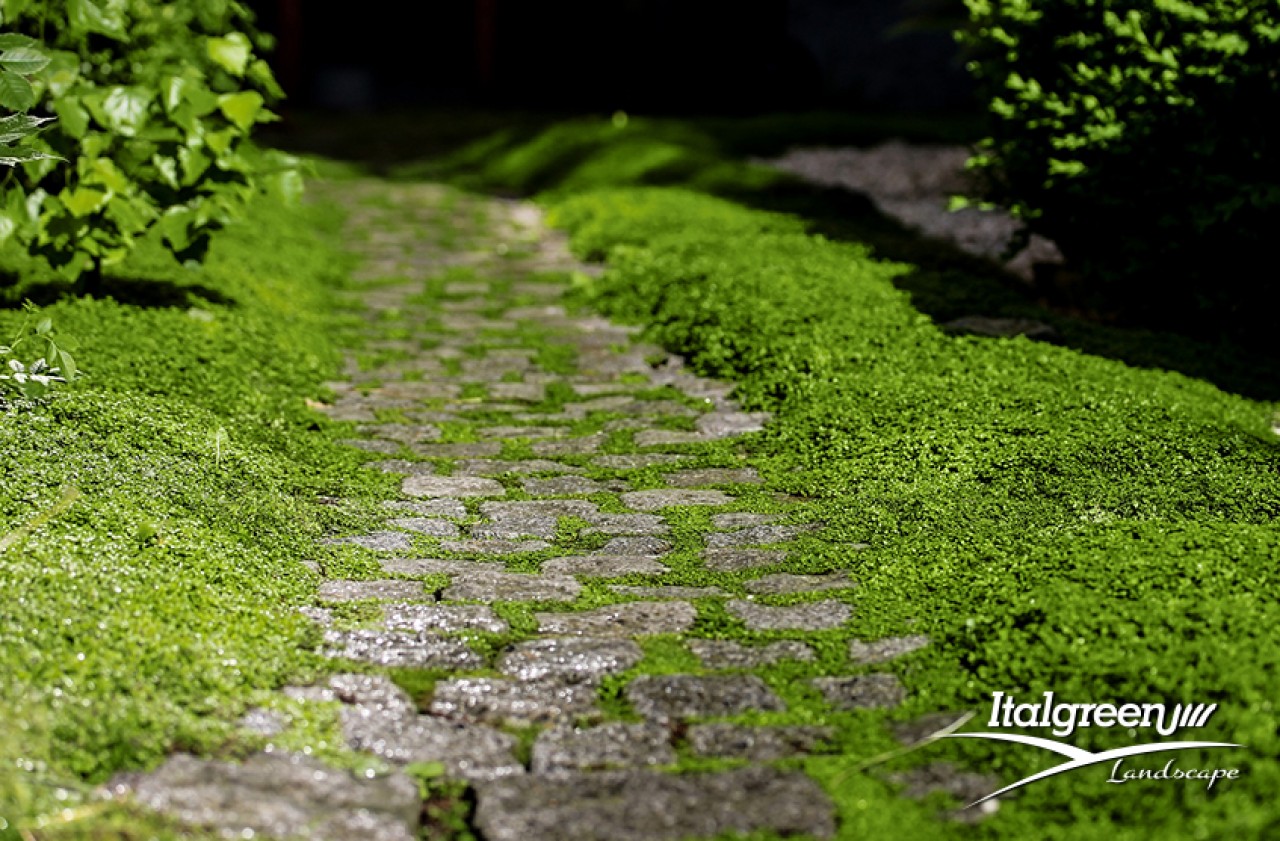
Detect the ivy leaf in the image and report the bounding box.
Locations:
[0,70,36,110]
[52,97,90,139]
[0,47,50,75]
[61,186,109,217]
[206,33,251,76]
[217,91,263,131]
[0,142,60,166]
[95,86,152,136]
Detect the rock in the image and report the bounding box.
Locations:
[388,518,461,538]
[609,585,729,599]
[541,555,669,576]
[441,538,553,555]
[531,724,676,773]
[706,524,818,547]
[744,572,855,595]
[702,548,787,571]
[727,599,852,631]
[455,458,583,476]
[237,708,287,737]
[711,513,780,528]
[848,635,930,664]
[323,531,416,552]
[110,752,420,841]
[383,499,468,518]
[625,675,785,721]
[481,500,600,520]
[473,767,835,841]
[429,678,600,727]
[413,441,504,458]
[522,476,608,495]
[536,602,697,636]
[596,536,671,556]
[621,489,734,511]
[497,637,644,683]
[403,475,506,498]
[663,468,762,487]
[696,412,769,438]
[688,724,834,760]
[384,603,509,634]
[580,514,670,536]
[594,454,689,469]
[322,629,484,670]
[318,580,428,603]
[444,569,582,602]
[688,639,815,669]
[470,514,560,540]
[812,673,907,710]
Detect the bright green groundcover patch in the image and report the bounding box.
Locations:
[0,194,391,833]
[408,118,1280,838]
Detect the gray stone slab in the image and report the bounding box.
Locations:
[711,513,780,529]
[384,604,509,634]
[727,599,852,631]
[333,675,522,782]
[471,514,560,540]
[444,570,582,602]
[388,518,461,538]
[531,724,675,773]
[609,585,729,599]
[237,708,286,737]
[706,524,818,547]
[481,500,600,519]
[849,635,930,664]
[621,489,734,511]
[403,475,506,498]
[542,555,669,576]
[702,548,788,571]
[522,476,608,495]
[474,767,835,841]
[663,468,762,487]
[364,459,435,475]
[488,382,546,402]
[110,753,419,841]
[593,454,689,469]
[429,678,600,727]
[596,536,671,556]
[383,499,468,518]
[319,580,428,603]
[356,424,442,444]
[380,557,503,576]
[633,430,706,446]
[812,673,907,710]
[413,441,504,458]
[441,539,553,555]
[455,458,584,476]
[530,437,604,456]
[322,629,484,670]
[696,411,769,438]
[497,637,643,683]
[342,438,403,455]
[688,724,834,760]
[536,602,696,637]
[580,513,669,536]
[626,675,785,721]
[476,426,568,440]
[744,572,856,595]
[688,639,816,669]
[324,531,415,552]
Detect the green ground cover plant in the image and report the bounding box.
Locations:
[0,192,390,835]
[395,117,1280,838]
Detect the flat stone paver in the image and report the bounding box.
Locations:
[474,767,835,841]
[849,634,931,664]
[626,675,785,720]
[621,489,734,511]
[536,602,697,636]
[497,637,644,682]
[429,678,601,727]
[745,572,856,595]
[727,599,852,630]
[688,724,834,760]
[688,639,816,669]
[702,548,788,571]
[318,580,428,603]
[444,570,582,603]
[322,629,484,669]
[402,475,506,498]
[531,724,676,773]
[812,673,908,710]
[383,603,509,634]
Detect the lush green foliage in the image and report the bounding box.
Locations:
[0,0,296,282]
[399,117,1280,836]
[0,190,390,833]
[958,0,1280,314]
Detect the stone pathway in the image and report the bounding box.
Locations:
[107,179,991,839]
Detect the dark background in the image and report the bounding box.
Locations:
[247,0,973,114]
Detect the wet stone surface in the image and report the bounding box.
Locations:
[702,548,788,571]
[688,639,816,669]
[322,629,484,670]
[727,599,853,631]
[688,724,835,760]
[383,603,509,634]
[849,634,931,664]
[535,601,697,637]
[531,723,677,773]
[621,489,735,511]
[444,569,582,602]
[626,675,786,721]
[318,580,428,603]
[474,767,835,841]
[429,678,601,727]
[812,673,908,710]
[497,637,644,682]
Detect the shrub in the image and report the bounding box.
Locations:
[0,0,298,286]
[959,0,1280,321]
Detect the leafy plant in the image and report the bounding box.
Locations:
[0,302,77,401]
[0,33,61,169]
[956,0,1280,323]
[0,0,299,287]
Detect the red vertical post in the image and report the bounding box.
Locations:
[476,0,497,90]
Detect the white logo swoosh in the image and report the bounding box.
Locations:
[941,732,1243,806]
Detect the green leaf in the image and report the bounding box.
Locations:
[52,97,89,138]
[61,186,109,217]
[0,142,60,166]
[58,348,77,382]
[0,34,38,51]
[217,90,263,131]
[0,113,53,144]
[248,59,285,99]
[207,33,251,76]
[95,87,152,136]
[0,70,35,110]
[67,0,128,40]
[0,47,50,75]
